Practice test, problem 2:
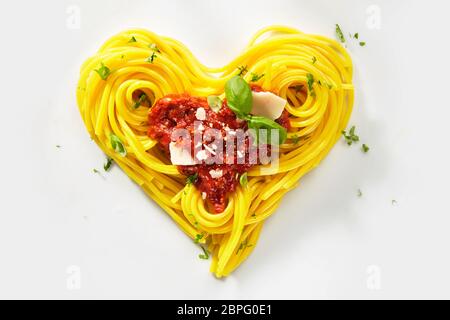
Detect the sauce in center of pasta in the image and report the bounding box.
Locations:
[147,87,290,213]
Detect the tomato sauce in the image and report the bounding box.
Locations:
[147,88,289,213]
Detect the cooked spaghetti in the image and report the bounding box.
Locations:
[76,25,354,277]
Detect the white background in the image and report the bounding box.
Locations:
[0,0,449,299]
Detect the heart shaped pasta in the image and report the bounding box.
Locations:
[76,25,354,277]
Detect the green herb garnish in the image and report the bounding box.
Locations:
[237,65,248,76]
[133,93,147,109]
[93,168,99,174]
[207,95,223,113]
[335,24,346,43]
[359,42,366,47]
[239,173,248,187]
[293,85,304,92]
[362,144,370,153]
[199,247,209,260]
[250,72,265,82]
[342,126,360,146]
[357,189,363,197]
[186,173,198,185]
[95,63,111,80]
[225,76,253,117]
[110,133,127,157]
[128,36,137,43]
[147,52,157,63]
[56,145,61,149]
[291,135,301,145]
[104,157,113,171]
[306,73,316,97]
[194,233,204,244]
[236,240,253,255]
[312,56,317,64]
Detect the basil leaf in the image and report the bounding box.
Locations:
[110,133,127,157]
[225,76,252,117]
[207,95,223,113]
[247,116,287,145]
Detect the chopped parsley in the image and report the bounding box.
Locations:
[312,56,317,64]
[362,144,370,153]
[237,65,248,77]
[359,42,366,47]
[128,36,137,43]
[194,233,204,244]
[335,24,346,43]
[186,173,198,185]
[198,246,209,260]
[147,52,157,63]
[392,200,398,205]
[110,133,127,157]
[94,63,111,80]
[239,173,248,187]
[56,145,61,149]
[236,240,253,255]
[306,73,315,97]
[133,93,147,109]
[357,189,363,197]
[250,72,265,82]
[291,135,301,145]
[104,157,113,171]
[93,168,100,174]
[342,126,360,146]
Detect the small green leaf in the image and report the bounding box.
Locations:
[110,134,127,157]
[147,52,158,63]
[93,168,99,174]
[237,65,248,76]
[357,189,363,197]
[312,56,317,64]
[186,173,198,185]
[239,173,248,187]
[359,42,366,47]
[306,73,315,97]
[293,85,304,92]
[198,246,209,260]
[104,157,113,171]
[250,72,265,82]
[291,135,301,145]
[362,144,370,153]
[335,24,346,43]
[194,233,204,244]
[207,95,223,113]
[354,33,359,40]
[128,36,137,43]
[95,63,111,80]
[133,93,147,109]
[342,126,360,146]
